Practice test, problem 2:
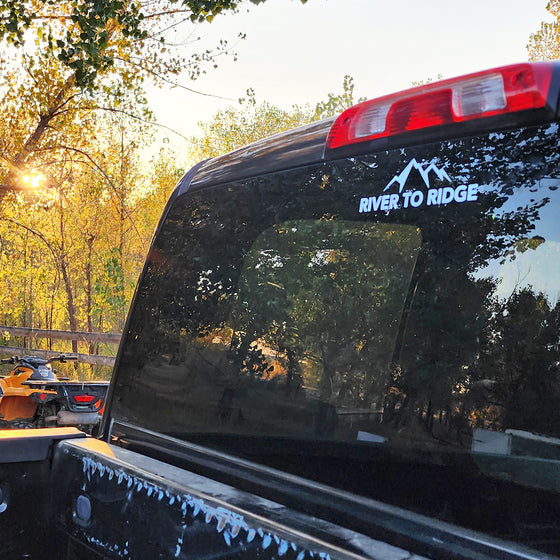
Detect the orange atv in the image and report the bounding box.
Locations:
[0,354,108,431]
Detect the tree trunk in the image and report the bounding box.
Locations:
[60,257,78,355]
[85,234,96,354]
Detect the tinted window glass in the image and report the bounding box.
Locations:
[113,123,560,552]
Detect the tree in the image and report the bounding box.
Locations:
[312,75,366,119]
[2,0,322,373]
[187,89,313,161]
[0,0,296,89]
[527,0,560,60]
[0,0,307,200]
[0,113,181,375]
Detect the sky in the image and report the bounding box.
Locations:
[147,0,553,155]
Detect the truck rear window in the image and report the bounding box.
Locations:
[113,122,560,552]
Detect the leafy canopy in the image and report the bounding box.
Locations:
[0,0,308,88]
[527,0,560,60]
[0,0,308,198]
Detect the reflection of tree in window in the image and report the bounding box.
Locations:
[382,126,560,446]
[233,220,422,424]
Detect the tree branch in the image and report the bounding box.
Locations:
[95,106,212,148]
[0,217,59,263]
[35,144,147,250]
[112,55,236,100]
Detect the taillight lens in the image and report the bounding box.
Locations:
[74,394,96,403]
[327,63,554,150]
[451,73,506,117]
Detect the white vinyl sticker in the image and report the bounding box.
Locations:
[359,158,478,213]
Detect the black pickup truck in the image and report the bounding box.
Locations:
[2,62,560,560]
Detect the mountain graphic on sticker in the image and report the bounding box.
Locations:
[384,159,451,192]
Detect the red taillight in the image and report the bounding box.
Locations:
[74,394,96,403]
[326,63,554,150]
[39,393,46,401]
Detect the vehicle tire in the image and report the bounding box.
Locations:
[9,419,35,429]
